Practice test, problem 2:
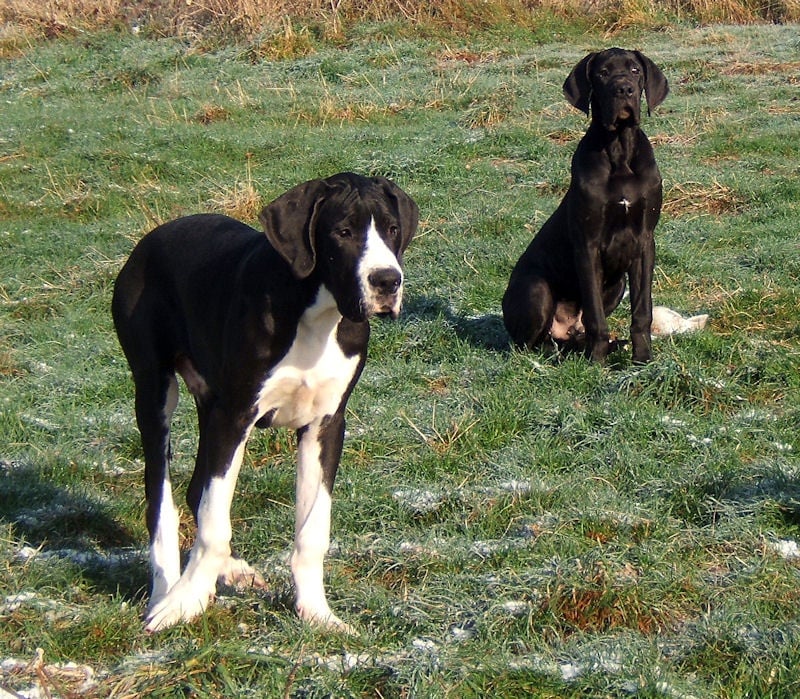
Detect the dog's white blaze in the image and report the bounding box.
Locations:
[145,437,249,631]
[359,216,404,315]
[256,287,359,429]
[291,423,339,625]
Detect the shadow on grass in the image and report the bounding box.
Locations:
[404,294,511,352]
[663,463,800,530]
[404,294,637,366]
[0,461,149,602]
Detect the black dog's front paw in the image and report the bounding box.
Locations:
[630,332,652,364]
[587,337,639,363]
[587,338,612,363]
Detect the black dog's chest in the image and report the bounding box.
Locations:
[600,194,643,273]
[604,192,641,229]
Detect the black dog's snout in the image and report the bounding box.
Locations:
[614,83,636,98]
[368,267,402,294]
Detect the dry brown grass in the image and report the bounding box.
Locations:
[722,59,800,76]
[290,94,401,125]
[436,47,502,65]
[541,562,691,635]
[663,180,745,218]
[194,103,232,125]
[205,156,263,221]
[0,348,23,377]
[3,0,799,44]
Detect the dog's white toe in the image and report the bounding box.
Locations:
[296,602,355,635]
[145,581,214,632]
[218,556,267,589]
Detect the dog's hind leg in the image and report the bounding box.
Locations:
[502,276,556,350]
[184,395,266,593]
[146,405,252,632]
[135,371,182,608]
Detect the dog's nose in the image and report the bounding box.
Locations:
[615,84,635,98]
[368,267,402,295]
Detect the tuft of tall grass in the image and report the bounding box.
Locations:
[3,0,799,46]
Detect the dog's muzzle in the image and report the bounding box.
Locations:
[367,266,403,318]
[604,81,641,130]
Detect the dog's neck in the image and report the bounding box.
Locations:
[299,285,342,334]
[592,122,638,176]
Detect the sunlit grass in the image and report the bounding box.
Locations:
[1,18,799,699]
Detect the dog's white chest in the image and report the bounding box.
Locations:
[256,291,359,429]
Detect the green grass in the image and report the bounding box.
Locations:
[2,18,800,698]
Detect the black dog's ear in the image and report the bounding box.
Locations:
[633,50,669,114]
[373,176,419,260]
[563,52,597,115]
[259,179,332,279]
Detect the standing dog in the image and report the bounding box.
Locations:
[502,49,668,363]
[112,172,417,632]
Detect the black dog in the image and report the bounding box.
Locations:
[502,48,668,363]
[112,172,417,632]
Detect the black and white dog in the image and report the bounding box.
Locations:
[112,172,418,632]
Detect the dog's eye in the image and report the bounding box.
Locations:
[631,66,640,74]
[598,68,609,77]
[388,225,399,239]
[335,228,352,239]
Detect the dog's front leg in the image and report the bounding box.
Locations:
[628,232,655,363]
[292,414,352,632]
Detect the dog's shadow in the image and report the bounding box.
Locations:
[403,295,641,369]
[0,462,148,602]
[404,295,512,352]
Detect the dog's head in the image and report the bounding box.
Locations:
[563,48,668,131]
[259,172,418,322]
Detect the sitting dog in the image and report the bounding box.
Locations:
[503,48,669,363]
[112,172,418,632]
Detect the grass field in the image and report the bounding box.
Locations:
[1,13,800,698]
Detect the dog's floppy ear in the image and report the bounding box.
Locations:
[563,52,597,115]
[373,176,419,259]
[633,51,669,114]
[259,179,331,279]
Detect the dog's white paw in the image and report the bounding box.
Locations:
[218,556,267,590]
[295,600,356,636]
[145,580,215,632]
[296,601,355,635]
